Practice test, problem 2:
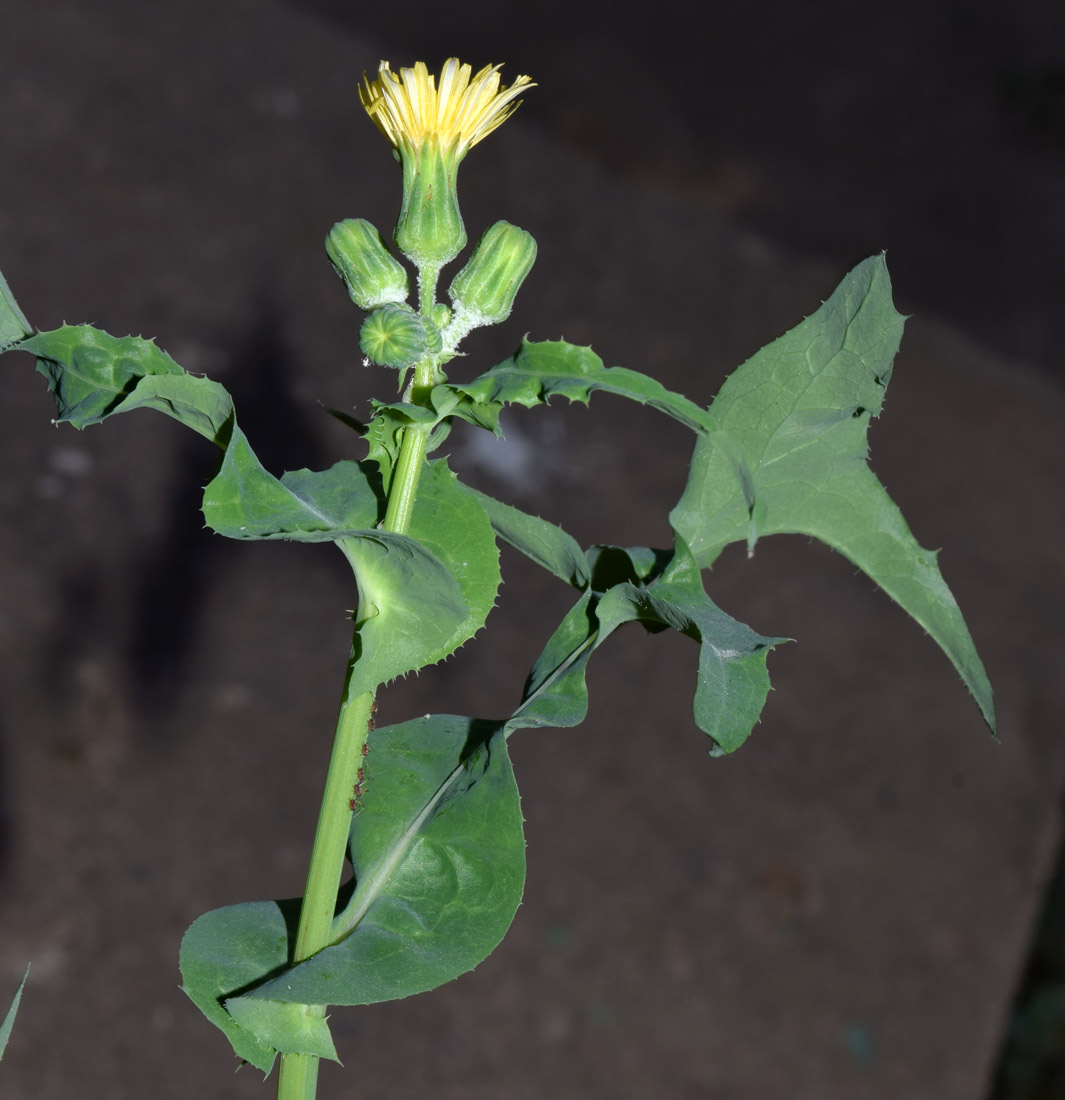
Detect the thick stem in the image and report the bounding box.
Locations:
[276,348,439,1100]
[277,1050,321,1100]
[293,679,374,964]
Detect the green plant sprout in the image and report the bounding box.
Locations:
[0,59,994,1100]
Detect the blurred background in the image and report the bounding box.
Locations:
[1,1,1064,1097]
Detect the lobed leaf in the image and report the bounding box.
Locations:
[670,255,995,730]
[452,338,717,433]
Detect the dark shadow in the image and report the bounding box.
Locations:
[986,807,1065,1098]
[0,713,9,884]
[124,290,327,718]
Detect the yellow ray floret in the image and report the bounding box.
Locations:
[360,59,533,155]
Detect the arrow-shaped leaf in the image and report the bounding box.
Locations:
[669,255,994,731]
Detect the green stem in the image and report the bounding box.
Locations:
[277,278,441,1099]
[277,1051,320,1100]
[276,669,373,1100]
[293,679,374,964]
[382,423,429,532]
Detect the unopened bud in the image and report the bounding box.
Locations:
[448,221,536,328]
[326,219,409,310]
[359,304,431,369]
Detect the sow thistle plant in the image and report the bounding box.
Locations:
[0,59,994,1099]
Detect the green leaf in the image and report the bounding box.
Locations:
[669,255,995,731]
[365,386,502,474]
[452,338,717,433]
[405,461,501,659]
[339,531,469,696]
[17,322,499,696]
[180,714,524,1059]
[203,437,384,542]
[597,540,787,754]
[20,325,233,445]
[179,900,297,1073]
[224,997,338,1062]
[328,459,501,699]
[510,590,600,731]
[179,539,774,1060]
[0,267,31,351]
[0,966,29,1062]
[510,540,784,753]
[466,486,590,589]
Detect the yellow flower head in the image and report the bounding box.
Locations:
[360,59,533,157]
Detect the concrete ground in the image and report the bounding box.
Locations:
[1,2,1064,1098]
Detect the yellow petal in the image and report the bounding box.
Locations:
[360,58,533,155]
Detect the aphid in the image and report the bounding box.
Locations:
[349,763,369,814]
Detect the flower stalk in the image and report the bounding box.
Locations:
[277,57,534,1100]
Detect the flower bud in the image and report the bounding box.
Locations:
[326,218,409,310]
[448,221,536,327]
[359,304,430,369]
[394,139,467,269]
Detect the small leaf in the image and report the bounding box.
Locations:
[670,255,995,731]
[510,590,600,730]
[0,267,31,351]
[597,539,787,753]
[0,965,29,1062]
[452,338,716,433]
[224,997,338,1062]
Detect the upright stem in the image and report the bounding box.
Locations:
[276,669,373,1100]
[277,275,440,1098]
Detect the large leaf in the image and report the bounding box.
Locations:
[452,338,717,434]
[208,453,499,692]
[14,323,501,689]
[669,255,994,731]
[180,714,525,1067]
